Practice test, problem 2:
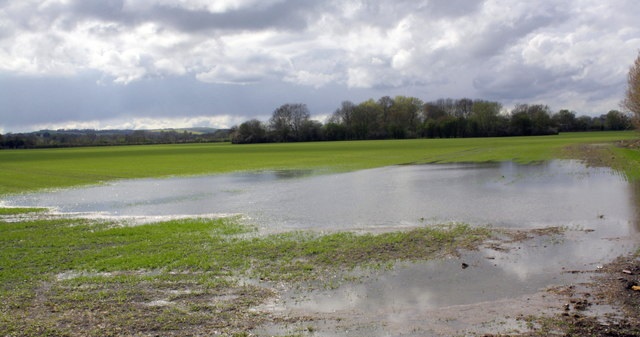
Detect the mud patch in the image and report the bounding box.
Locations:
[248,226,635,336]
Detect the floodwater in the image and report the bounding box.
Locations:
[2,160,637,234]
[3,160,639,335]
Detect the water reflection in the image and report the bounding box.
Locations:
[629,180,640,232]
[3,160,636,236]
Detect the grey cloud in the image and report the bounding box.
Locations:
[3,0,316,33]
[147,1,315,32]
[0,73,120,127]
[0,72,366,131]
[71,0,128,22]
[423,0,484,17]
[468,9,563,59]
[66,0,316,32]
[473,63,579,100]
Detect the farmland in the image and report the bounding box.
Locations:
[1,131,640,336]
[0,131,637,195]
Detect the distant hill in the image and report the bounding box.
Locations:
[34,127,221,136]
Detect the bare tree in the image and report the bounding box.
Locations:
[623,51,640,126]
[269,103,311,142]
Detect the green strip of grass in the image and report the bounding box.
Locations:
[0,131,636,195]
[0,207,47,215]
[612,146,640,180]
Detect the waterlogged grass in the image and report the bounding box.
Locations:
[0,207,47,215]
[0,131,636,195]
[0,215,491,336]
[0,217,490,285]
[613,146,640,180]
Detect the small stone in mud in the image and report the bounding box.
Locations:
[622,269,633,275]
[461,262,469,269]
[570,298,590,311]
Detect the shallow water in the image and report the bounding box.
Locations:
[3,160,639,335]
[3,160,637,235]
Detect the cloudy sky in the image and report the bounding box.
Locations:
[0,0,638,133]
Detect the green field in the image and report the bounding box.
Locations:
[0,131,637,195]
[1,131,640,336]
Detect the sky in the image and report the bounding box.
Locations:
[0,0,639,133]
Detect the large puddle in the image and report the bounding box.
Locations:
[3,160,638,234]
[3,160,639,335]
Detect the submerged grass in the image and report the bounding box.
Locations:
[0,131,636,195]
[0,215,491,336]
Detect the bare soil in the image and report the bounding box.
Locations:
[489,255,640,337]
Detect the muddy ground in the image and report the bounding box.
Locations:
[488,254,640,337]
[251,235,640,337]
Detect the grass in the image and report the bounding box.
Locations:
[0,218,489,286]
[0,207,47,215]
[0,131,637,195]
[0,217,490,336]
[2,131,640,335]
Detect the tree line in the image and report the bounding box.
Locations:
[231,97,633,144]
[0,129,231,149]
[1,96,633,149]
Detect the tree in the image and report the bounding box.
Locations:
[232,119,267,144]
[575,115,593,131]
[527,104,555,135]
[299,120,323,142]
[376,96,394,138]
[389,96,423,138]
[423,102,447,121]
[454,98,474,119]
[604,110,632,130]
[352,99,381,139]
[330,101,356,139]
[269,103,311,142]
[471,100,502,136]
[623,51,640,126]
[553,109,576,132]
[509,104,555,135]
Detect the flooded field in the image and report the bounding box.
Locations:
[3,160,637,232]
[2,160,639,336]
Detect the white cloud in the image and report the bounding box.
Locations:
[123,0,286,13]
[347,67,376,89]
[1,0,640,132]
[284,70,337,88]
[25,115,246,132]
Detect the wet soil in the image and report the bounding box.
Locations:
[251,232,640,337]
[487,254,640,337]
